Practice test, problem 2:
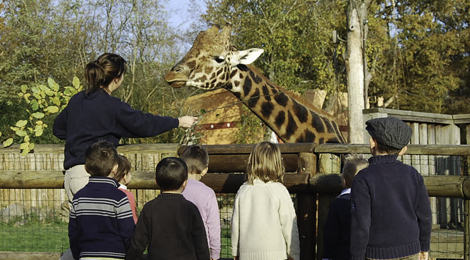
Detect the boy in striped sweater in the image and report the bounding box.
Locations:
[69,141,135,260]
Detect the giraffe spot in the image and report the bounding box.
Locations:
[216,68,223,76]
[311,111,325,133]
[199,75,207,82]
[234,80,240,87]
[328,137,341,143]
[233,92,241,99]
[187,60,196,69]
[262,85,271,101]
[274,93,289,107]
[304,130,316,143]
[250,71,263,84]
[206,67,214,74]
[275,111,286,129]
[238,64,249,72]
[230,70,238,78]
[292,101,308,123]
[261,101,274,118]
[248,88,260,108]
[286,111,298,139]
[243,77,253,96]
[323,117,336,133]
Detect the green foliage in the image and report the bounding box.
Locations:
[203,0,347,95]
[1,77,82,155]
[234,107,268,144]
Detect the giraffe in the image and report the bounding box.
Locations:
[165,24,346,144]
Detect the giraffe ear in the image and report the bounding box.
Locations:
[234,48,264,65]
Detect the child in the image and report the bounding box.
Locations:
[322,154,369,260]
[69,141,135,260]
[181,145,221,260]
[115,155,138,223]
[350,117,432,260]
[231,141,300,260]
[126,157,210,260]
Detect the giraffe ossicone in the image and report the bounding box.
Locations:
[165,24,346,144]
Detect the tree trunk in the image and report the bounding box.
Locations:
[346,0,372,144]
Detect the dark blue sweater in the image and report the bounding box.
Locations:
[323,191,352,260]
[350,155,432,260]
[53,89,179,169]
[69,177,135,259]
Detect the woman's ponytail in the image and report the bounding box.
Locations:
[84,53,127,94]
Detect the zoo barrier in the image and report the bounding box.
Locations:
[0,143,469,260]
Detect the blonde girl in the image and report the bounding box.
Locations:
[231,141,300,260]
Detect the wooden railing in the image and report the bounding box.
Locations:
[0,143,469,260]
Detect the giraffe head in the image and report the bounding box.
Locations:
[165,24,264,90]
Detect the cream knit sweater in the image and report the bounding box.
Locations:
[231,179,300,260]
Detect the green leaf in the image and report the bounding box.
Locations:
[15,120,28,127]
[3,138,13,147]
[16,130,27,137]
[31,100,39,111]
[48,77,60,91]
[45,106,59,114]
[200,109,207,114]
[19,142,29,150]
[34,125,43,137]
[21,85,28,93]
[24,135,30,142]
[52,96,60,106]
[73,76,80,89]
[32,112,45,119]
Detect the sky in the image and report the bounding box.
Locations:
[166,0,207,30]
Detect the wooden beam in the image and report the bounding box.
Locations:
[0,252,62,260]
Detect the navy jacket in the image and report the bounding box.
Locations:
[323,191,352,260]
[69,177,135,259]
[53,89,179,169]
[350,155,432,260]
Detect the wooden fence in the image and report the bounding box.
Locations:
[1,108,470,260]
[1,142,470,260]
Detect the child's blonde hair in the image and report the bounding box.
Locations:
[114,155,131,183]
[342,154,369,188]
[246,141,284,184]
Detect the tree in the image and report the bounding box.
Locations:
[346,0,372,144]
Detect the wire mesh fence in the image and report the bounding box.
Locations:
[0,189,466,259]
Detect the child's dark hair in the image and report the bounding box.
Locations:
[375,142,402,155]
[246,141,284,184]
[115,155,131,182]
[180,145,209,175]
[84,53,126,94]
[85,141,119,177]
[342,154,369,188]
[155,157,188,191]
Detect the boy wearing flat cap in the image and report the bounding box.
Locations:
[350,117,432,260]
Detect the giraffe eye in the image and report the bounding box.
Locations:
[214,56,225,63]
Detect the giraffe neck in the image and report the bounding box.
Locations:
[226,65,345,144]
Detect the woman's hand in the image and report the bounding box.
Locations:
[178,116,198,128]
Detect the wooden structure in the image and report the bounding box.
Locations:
[0,142,470,260]
[1,108,470,260]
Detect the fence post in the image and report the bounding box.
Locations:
[297,152,317,260]
[465,199,470,260]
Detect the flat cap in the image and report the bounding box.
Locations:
[366,117,412,150]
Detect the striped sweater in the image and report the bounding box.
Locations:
[69,176,135,259]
